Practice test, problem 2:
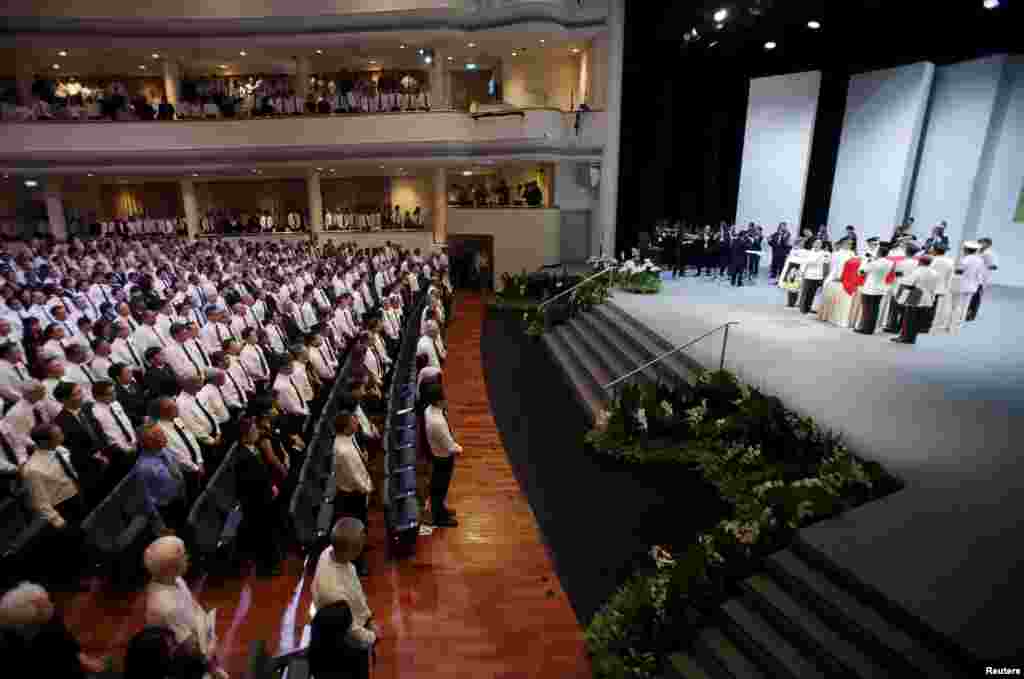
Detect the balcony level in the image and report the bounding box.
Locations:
[0,108,607,175]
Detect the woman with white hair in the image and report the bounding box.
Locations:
[142,536,228,679]
[0,581,105,677]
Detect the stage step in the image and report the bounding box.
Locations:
[540,329,605,423]
[665,652,713,679]
[586,306,694,387]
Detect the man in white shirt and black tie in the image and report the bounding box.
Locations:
[86,379,138,460]
[416,320,444,369]
[422,383,460,527]
[110,321,145,372]
[331,409,372,576]
[273,358,309,436]
[239,328,271,391]
[177,377,224,468]
[133,310,169,355]
[0,341,32,406]
[155,397,204,500]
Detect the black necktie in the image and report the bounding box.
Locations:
[54,449,81,490]
[109,404,134,446]
[126,339,142,367]
[172,421,200,465]
[289,376,306,409]
[193,340,210,367]
[225,369,247,405]
[193,397,219,437]
[255,346,268,375]
[0,430,19,466]
[13,364,26,380]
[181,343,202,377]
[81,364,95,385]
[215,324,224,343]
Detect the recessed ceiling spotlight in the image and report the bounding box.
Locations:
[683,27,700,43]
[424,55,432,64]
[807,20,821,29]
[151,53,160,59]
[764,41,777,50]
[379,165,385,169]
[447,56,454,61]
[239,50,247,56]
[418,48,425,55]
[539,39,546,44]
[713,8,728,22]
[315,49,323,55]
[87,172,94,177]
[467,42,477,48]
[462,170,473,176]
[400,44,407,49]
[58,50,68,57]
[570,47,581,54]
[52,63,60,70]
[369,59,378,64]
[709,41,719,48]
[715,22,724,30]
[466,63,478,70]
[192,172,199,177]
[512,51,518,57]
[983,0,1000,8]
[316,167,323,171]
[329,168,336,172]
[24,179,38,188]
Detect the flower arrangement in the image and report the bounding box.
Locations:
[583,370,901,678]
[617,259,663,294]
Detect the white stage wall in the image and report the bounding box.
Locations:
[735,71,822,229]
[908,56,1006,253]
[828,62,934,236]
[972,57,1024,288]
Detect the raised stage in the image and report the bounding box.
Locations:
[609,275,1024,662]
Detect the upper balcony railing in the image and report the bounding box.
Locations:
[0,108,607,173]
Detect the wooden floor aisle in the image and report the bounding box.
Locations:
[57,292,590,679]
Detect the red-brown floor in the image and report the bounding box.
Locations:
[58,292,591,678]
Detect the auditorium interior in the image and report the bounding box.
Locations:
[1,1,1022,678]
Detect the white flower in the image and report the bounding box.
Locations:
[635,408,648,431]
[594,409,611,432]
[660,400,674,418]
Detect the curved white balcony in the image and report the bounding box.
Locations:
[0,108,605,175]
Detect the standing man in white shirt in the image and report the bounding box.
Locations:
[892,256,940,345]
[966,237,998,322]
[421,382,460,527]
[854,242,894,335]
[331,409,372,575]
[924,244,956,334]
[311,518,377,659]
[955,241,987,330]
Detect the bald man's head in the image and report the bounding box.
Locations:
[143,536,187,580]
[330,517,365,563]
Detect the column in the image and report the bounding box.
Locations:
[433,167,448,245]
[295,57,311,100]
[307,169,323,240]
[162,59,181,107]
[596,0,625,258]
[44,178,68,242]
[180,179,200,240]
[431,51,448,110]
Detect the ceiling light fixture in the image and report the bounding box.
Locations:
[24,179,38,188]
[139,65,147,70]
[239,50,247,56]
[983,0,1000,8]
[315,49,323,55]
[58,50,68,57]
[87,173,94,177]
[713,8,728,22]
[764,41,777,50]
[807,20,821,29]
[151,53,160,59]
[512,51,518,57]
[424,55,433,64]
[462,170,473,176]
[447,56,454,61]
[571,47,581,54]
[400,44,407,49]
[539,39,546,44]
[51,63,60,70]
[466,63,478,70]
[369,59,378,64]
[192,172,199,177]
[715,22,724,30]
[709,41,719,48]
[467,42,477,48]
[418,48,425,55]
[683,27,700,43]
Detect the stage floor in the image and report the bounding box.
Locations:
[611,274,1024,662]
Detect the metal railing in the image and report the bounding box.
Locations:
[603,321,739,391]
[537,267,615,311]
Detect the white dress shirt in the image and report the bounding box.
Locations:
[901,266,940,307]
[957,254,986,295]
[176,393,220,445]
[0,418,31,472]
[200,322,233,354]
[930,255,956,296]
[133,324,169,355]
[425,404,461,458]
[111,336,145,369]
[859,258,895,296]
[292,362,315,402]
[309,344,337,381]
[240,343,271,381]
[273,373,309,416]
[198,384,230,426]
[0,359,31,404]
[166,342,206,381]
[90,400,137,453]
[333,433,372,496]
[23,446,80,527]
[144,578,216,658]
[158,418,204,471]
[311,548,376,649]
[981,249,999,287]
[416,335,441,369]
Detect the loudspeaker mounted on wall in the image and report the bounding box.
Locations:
[589,162,601,188]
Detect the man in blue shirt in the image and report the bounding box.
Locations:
[134,425,186,535]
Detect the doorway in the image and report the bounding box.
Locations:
[447,234,495,291]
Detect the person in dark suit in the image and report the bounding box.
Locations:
[716,222,733,278]
[235,418,282,576]
[111,362,147,426]
[52,381,110,498]
[729,230,750,287]
[143,347,179,403]
[696,225,718,278]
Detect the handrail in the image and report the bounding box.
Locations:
[603,321,739,390]
[537,267,615,311]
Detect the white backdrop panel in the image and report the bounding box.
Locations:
[735,71,822,228]
[828,62,934,236]
[908,56,1005,251]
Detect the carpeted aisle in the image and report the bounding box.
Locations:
[482,307,717,624]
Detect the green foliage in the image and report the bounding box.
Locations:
[618,270,663,294]
[498,270,532,299]
[584,370,900,677]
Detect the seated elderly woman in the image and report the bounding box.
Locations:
[311,518,375,679]
[0,582,105,678]
[143,536,229,679]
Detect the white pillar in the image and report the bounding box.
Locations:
[180,179,200,240]
[596,0,625,258]
[433,168,448,245]
[295,57,311,100]
[307,169,324,238]
[45,178,68,242]
[163,60,181,107]
[430,52,448,110]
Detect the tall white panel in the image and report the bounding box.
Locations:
[828,62,935,237]
[735,71,822,228]
[908,56,1006,251]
